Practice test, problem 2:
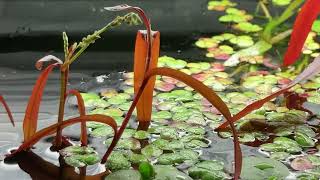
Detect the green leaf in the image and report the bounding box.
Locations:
[139,162,155,180]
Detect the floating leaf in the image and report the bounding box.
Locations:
[139,162,155,180]
[207,0,237,11]
[106,151,131,171]
[294,132,315,147]
[233,22,262,33]
[291,157,313,171]
[270,152,290,161]
[105,169,141,180]
[188,160,226,179]
[229,35,254,48]
[133,130,150,140]
[141,145,163,158]
[241,157,289,180]
[60,145,99,167]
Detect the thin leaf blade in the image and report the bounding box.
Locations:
[67,90,87,146]
[0,95,14,126]
[23,63,60,142]
[283,0,320,66]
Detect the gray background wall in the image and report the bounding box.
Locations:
[0,0,257,71]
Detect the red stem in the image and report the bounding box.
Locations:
[67,90,87,146]
[0,95,14,126]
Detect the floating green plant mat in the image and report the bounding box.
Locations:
[66,54,320,179]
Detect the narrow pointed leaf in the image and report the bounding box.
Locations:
[0,95,14,126]
[283,0,320,66]
[23,63,61,142]
[67,90,87,146]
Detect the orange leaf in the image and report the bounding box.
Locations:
[23,63,60,142]
[10,114,117,158]
[134,31,160,126]
[0,95,14,126]
[67,90,87,146]
[283,0,320,66]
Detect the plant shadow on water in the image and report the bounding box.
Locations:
[1,1,320,180]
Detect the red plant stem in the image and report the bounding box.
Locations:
[55,67,69,148]
[283,0,320,66]
[67,90,87,146]
[121,5,152,73]
[106,5,152,74]
[0,95,14,126]
[101,67,242,180]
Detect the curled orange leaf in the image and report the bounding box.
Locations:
[23,63,61,142]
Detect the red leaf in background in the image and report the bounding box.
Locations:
[0,95,14,126]
[67,90,87,146]
[23,63,60,142]
[283,0,320,66]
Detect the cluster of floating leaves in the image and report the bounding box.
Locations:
[195,33,263,62]
[65,55,320,179]
[302,32,320,58]
[207,0,237,11]
[202,0,320,67]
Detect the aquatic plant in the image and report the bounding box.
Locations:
[2,4,244,179]
[204,0,320,70]
[2,2,320,180]
[6,4,142,173]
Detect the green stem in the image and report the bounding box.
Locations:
[270,29,293,44]
[61,14,134,70]
[55,68,69,148]
[259,1,272,20]
[262,0,304,41]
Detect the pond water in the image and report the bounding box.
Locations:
[1,1,320,179]
[0,55,319,179]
